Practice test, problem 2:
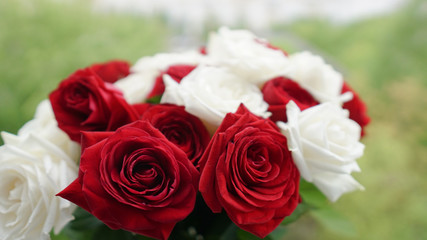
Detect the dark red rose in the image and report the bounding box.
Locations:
[49,68,138,142]
[57,121,199,240]
[198,104,300,238]
[89,60,131,83]
[140,104,210,167]
[262,77,318,122]
[147,65,196,99]
[341,82,370,136]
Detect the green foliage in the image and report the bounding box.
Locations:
[310,208,356,237]
[145,95,162,104]
[280,202,310,226]
[282,180,356,237]
[237,228,272,240]
[51,207,155,240]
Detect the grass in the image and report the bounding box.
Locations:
[1,0,426,239]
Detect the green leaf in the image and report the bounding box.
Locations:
[51,231,71,240]
[310,207,357,237]
[145,95,162,104]
[59,225,94,240]
[237,228,272,240]
[68,207,103,231]
[92,225,136,240]
[218,223,238,240]
[281,202,310,226]
[268,225,287,240]
[299,179,329,208]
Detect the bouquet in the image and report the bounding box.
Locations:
[0,27,370,240]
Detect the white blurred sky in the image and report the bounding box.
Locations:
[92,0,409,35]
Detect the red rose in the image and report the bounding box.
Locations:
[147,64,196,99]
[89,60,131,83]
[140,104,210,167]
[49,68,138,142]
[198,105,300,238]
[57,121,199,240]
[341,82,370,136]
[262,77,318,122]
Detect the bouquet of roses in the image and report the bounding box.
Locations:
[0,27,370,240]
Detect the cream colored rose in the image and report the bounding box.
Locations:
[161,65,270,126]
[0,132,78,240]
[286,51,351,105]
[206,27,290,85]
[114,50,205,103]
[278,101,364,202]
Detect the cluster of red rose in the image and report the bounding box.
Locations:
[52,57,369,239]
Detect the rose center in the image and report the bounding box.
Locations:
[246,145,272,178]
[131,163,161,187]
[68,85,89,103]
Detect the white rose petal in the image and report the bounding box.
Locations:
[206,27,290,85]
[161,65,270,126]
[114,72,157,104]
[17,100,80,161]
[0,132,78,240]
[130,50,204,73]
[115,50,205,104]
[286,51,351,105]
[278,101,364,202]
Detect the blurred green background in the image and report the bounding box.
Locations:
[1,0,426,239]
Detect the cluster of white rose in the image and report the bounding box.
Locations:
[117,27,365,202]
[0,100,79,240]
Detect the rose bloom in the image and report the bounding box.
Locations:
[89,60,131,83]
[0,132,78,240]
[278,101,365,202]
[115,50,205,104]
[139,104,210,167]
[161,65,270,126]
[49,67,139,142]
[58,120,199,240]
[199,105,300,238]
[206,27,290,85]
[286,51,351,105]
[262,76,319,122]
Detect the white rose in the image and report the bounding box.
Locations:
[115,50,205,103]
[17,100,80,161]
[278,101,364,202]
[286,51,351,105]
[206,27,290,85]
[161,65,270,126]
[0,132,78,240]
